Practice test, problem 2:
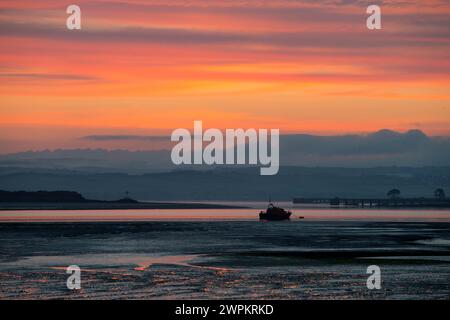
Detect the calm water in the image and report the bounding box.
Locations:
[0,205,449,222]
[0,206,449,299]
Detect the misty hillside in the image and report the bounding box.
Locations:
[0,166,448,201]
[1,129,449,201]
[1,130,449,173]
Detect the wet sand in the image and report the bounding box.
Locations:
[0,220,449,299]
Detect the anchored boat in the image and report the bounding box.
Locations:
[259,203,292,221]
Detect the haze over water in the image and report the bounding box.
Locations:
[0,205,449,222]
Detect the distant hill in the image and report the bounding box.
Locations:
[0,130,449,173]
[0,129,449,201]
[0,190,87,203]
[0,167,448,201]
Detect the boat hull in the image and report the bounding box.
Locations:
[259,212,291,221]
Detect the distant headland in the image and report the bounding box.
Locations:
[0,190,244,210]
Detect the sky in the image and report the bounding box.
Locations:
[0,0,449,153]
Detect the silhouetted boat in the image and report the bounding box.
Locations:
[259,203,292,221]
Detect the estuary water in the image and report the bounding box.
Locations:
[0,206,449,299]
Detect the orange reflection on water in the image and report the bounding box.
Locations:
[0,208,449,222]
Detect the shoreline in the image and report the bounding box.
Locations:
[1,202,450,211]
[0,202,246,211]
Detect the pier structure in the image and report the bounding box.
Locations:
[293,197,450,208]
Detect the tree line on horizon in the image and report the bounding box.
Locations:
[386,188,446,199]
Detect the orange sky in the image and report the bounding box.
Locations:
[0,0,449,153]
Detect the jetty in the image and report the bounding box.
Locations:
[293,197,450,208]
